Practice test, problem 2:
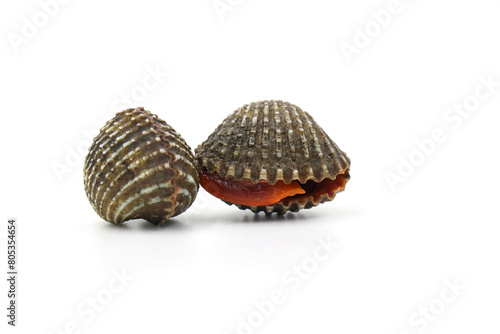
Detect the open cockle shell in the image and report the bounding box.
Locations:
[195,100,350,214]
[84,107,199,225]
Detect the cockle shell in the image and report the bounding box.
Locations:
[84,107,199,225]
[195,100,350,214]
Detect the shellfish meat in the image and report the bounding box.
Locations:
[195,100,350,214]
[84,107,199,225]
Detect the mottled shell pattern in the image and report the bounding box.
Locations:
[84,107,199,225]
[195,100,350,214]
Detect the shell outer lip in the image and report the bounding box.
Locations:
[225,169,350,214]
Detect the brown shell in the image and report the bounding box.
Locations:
[195,100,350,214]
[84,107,199,225]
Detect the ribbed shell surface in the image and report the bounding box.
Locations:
[84,107,199,225]
[195,100,350,214]
[196,100,350,184]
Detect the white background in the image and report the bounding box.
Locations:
[1,0,500,333]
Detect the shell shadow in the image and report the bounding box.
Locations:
[212,210,327,224]
[244,212,308,223]
[99,218,189,232]
[236,205,366,224]
[95,205,365,228]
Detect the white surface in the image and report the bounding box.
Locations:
[1,0,500,333]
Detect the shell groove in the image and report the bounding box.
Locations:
[84,107,199,225]
[195,100,350,214]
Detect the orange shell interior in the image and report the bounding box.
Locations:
[200,168,348,207]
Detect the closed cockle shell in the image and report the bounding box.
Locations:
[84,107,199,225]
[195,100,350,214]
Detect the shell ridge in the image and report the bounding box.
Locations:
[86,111,149,199]
[94,131,163,213]
[84,110,138,172]
[151,112,183,223]
[89,125,152,202]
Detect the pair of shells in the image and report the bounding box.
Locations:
[84,101,350,225]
